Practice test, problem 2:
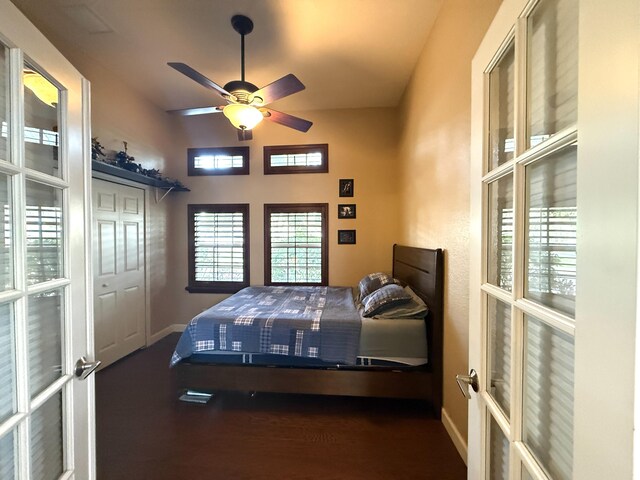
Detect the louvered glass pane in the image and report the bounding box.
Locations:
[0,173,12,291]
[0,429,16,480]
[488,416,509,480]
[0,302,16,421]
[488,41,515,170]
[30,392,63,480]
[524,315,574,480]
[26,180,63,285]
[29,288,63,398]
[525,145,576,316]
[488,174,513,291]
[527,0,578,147]
[487,296,511,416]
[194,211,245,282]
[270,212,323,283]
[0,44,8,163]
[24,63,61,177]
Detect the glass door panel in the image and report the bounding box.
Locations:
[524,315,574,480]
[23,63,60,177]
[488,416,510,480]
[525,145,577,316]
[487,174,514,291]
[25,180,63,285]
[28,288,64,398]
[0,302,16,422]
[30,392,63,479]
[487,296,511,416]
[0,429,16,480]
[527,0,579,147]
[0,173,12,291]
[488,41,515,170]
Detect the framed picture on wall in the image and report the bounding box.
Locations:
[338,204,356,219]
[339,179,354,197]
[338,230,356,244]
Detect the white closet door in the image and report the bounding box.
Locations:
[93,178,145,368]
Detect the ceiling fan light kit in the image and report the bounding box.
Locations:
[223,103,263,130]
[167,14,312,140]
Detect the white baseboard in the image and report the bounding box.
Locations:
[442,407,468,465]
[149,323,186,345]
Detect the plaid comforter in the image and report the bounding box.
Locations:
[170,286,362,366]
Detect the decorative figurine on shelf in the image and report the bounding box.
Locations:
[91,138,187,190]
[91,137,106,161]
[115,141,142,173]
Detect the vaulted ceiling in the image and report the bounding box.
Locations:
[10,0,442,113]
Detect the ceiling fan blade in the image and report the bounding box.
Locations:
[263,108,313,133]
[251,74,305,105]
[166,106,223,116]
[167,62,236,101]
[237,129,253,141]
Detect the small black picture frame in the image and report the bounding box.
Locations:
[338,230,356,244]
[338,204,356,219]
[339,179,354,197]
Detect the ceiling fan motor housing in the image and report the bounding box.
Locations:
[223,80,260,103]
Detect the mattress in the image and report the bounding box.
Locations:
[188,313,428,368]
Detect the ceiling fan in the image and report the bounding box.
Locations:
[167,14,312,141]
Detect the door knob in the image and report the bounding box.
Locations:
[456,369,479,399]
[75,356,101,380]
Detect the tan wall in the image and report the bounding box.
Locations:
[398,0,502,444]
[22,26,187,338]
[167,108,401,322]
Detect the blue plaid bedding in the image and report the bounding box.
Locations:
[170,286,362,366]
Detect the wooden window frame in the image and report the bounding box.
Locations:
[264,203,328,286]
[186,203,250,293]
[187,146,250,176]
[263,144,329,175]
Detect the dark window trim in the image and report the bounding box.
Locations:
[263,144,329,175]
[186,203,250,293]
[264,203,328,286]
[188,146,250,176]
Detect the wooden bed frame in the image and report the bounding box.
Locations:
[175,244,444,417]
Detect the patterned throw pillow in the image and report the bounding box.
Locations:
[361,284,412,317]
[372,286,429,319]
[357,272,400,303]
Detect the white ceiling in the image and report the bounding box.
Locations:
[10,0,442,113]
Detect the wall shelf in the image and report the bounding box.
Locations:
[91,160,190,191]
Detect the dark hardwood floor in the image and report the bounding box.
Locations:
[96,334,466,480]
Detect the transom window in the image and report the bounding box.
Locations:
[264,203,328,285]
[264,144,328,175]
[187,204,250,293]
[187,147,249,176]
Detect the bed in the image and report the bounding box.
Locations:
[172,244,444,416]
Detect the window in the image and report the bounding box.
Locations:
[187,147,249,176]
[264,203,328,285]
[187,204,249,293]
[263,144,328,175]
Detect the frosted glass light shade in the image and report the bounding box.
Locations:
[23,70,58,107]
[223,104,263,130]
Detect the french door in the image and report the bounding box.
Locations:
[469,0,640,478]
[0,1,95,478]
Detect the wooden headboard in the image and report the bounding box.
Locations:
[392,245,444,409]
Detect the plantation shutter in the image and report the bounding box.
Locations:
[265,204,327,285]
[187,204,249,293]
